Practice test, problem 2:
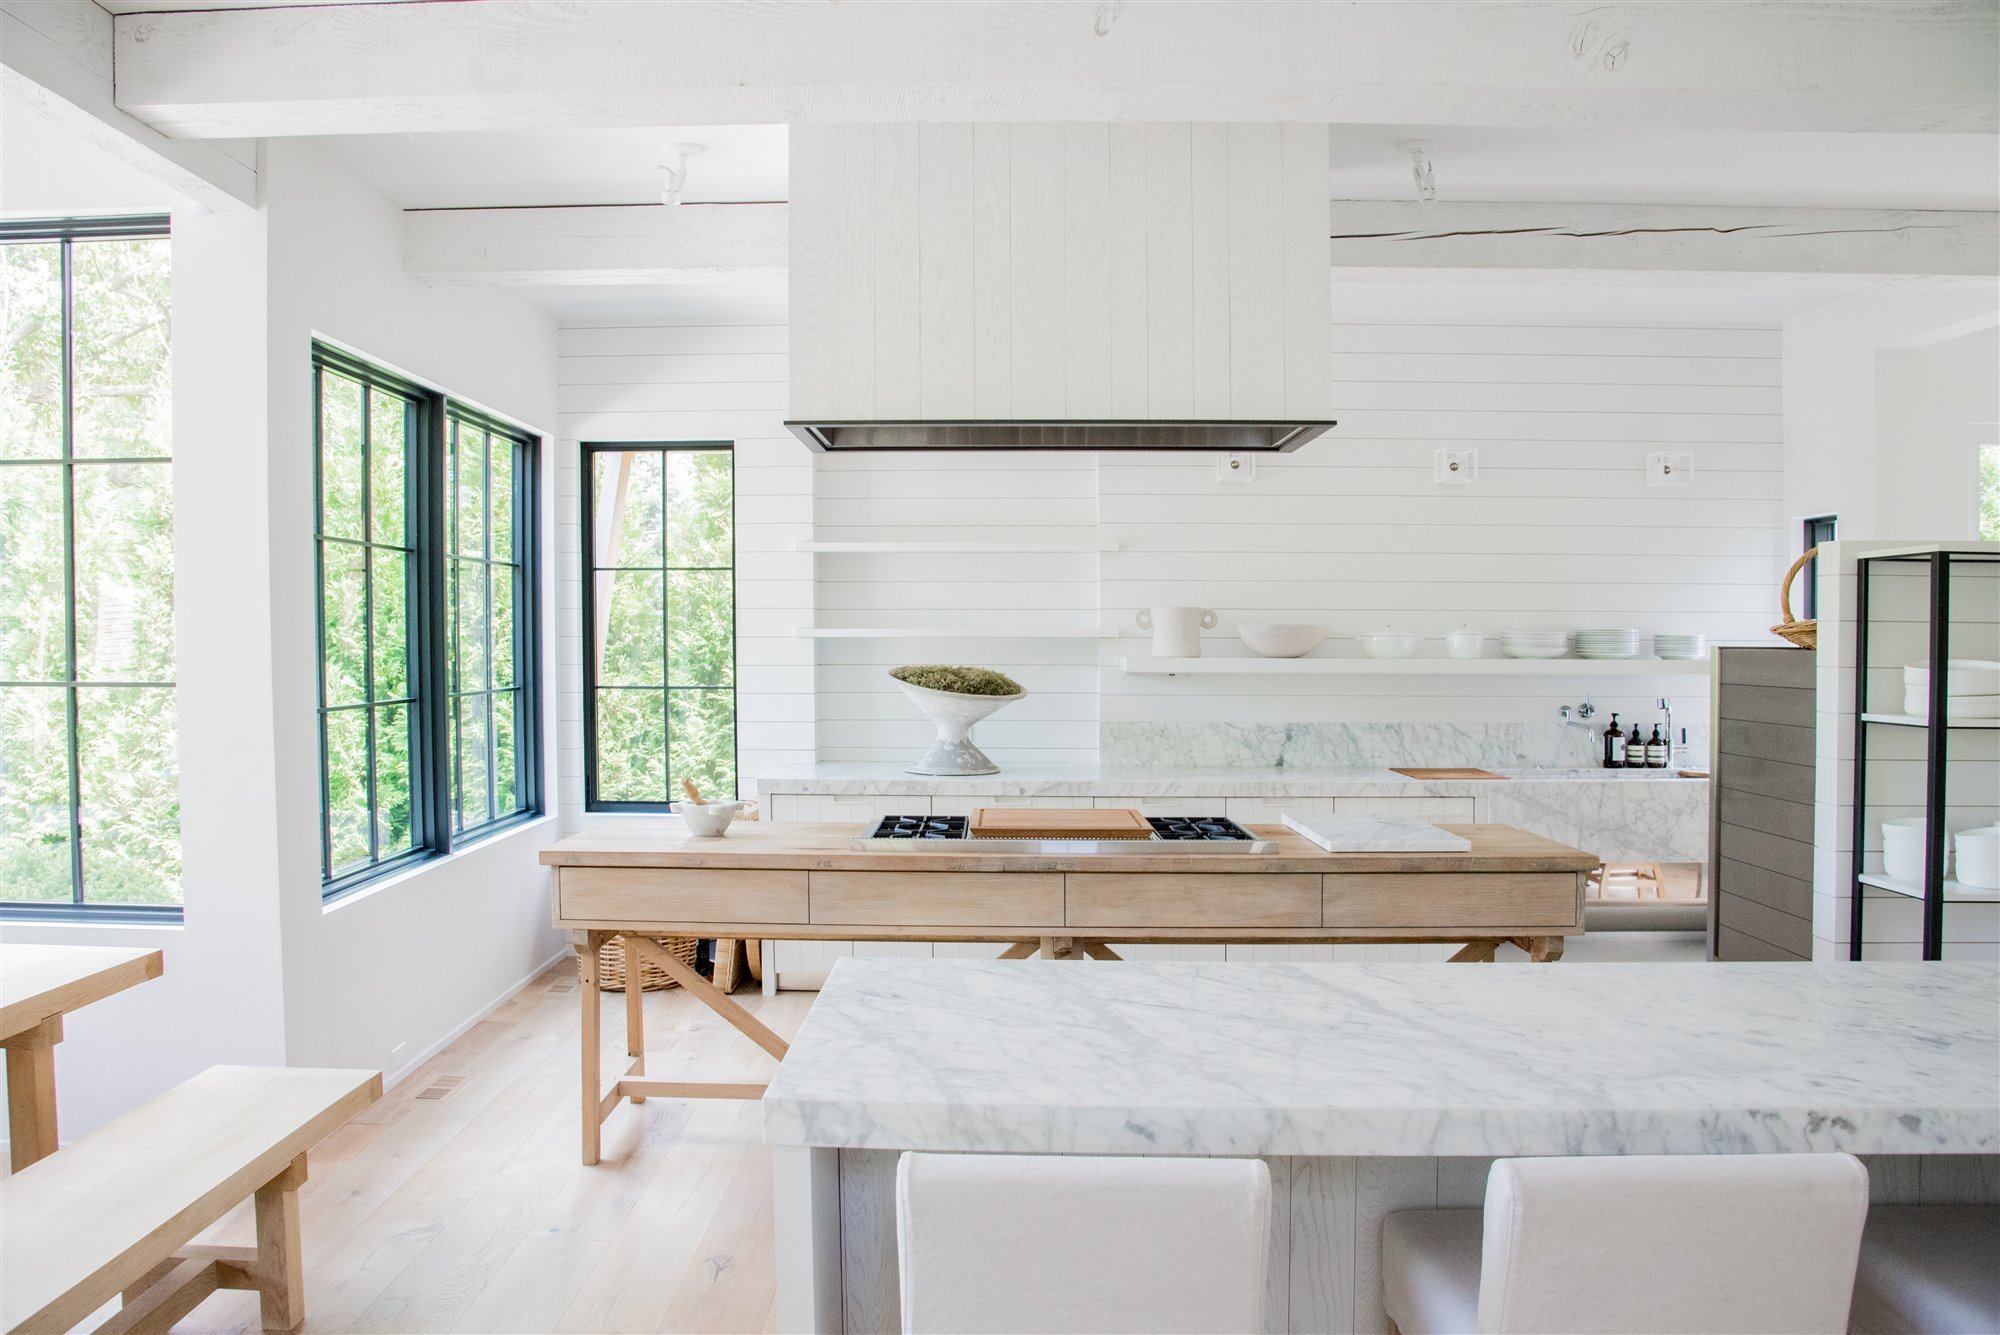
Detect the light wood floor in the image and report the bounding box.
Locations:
[170,962,812,1335]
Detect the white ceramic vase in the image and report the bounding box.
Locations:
[894,679,1027,775]
[1137,606,1217,658]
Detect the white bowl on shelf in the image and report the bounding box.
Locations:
[1956,826,2000,890]
[1901,689,2000,719]
[1881,817,1939,883]
[1904,660,2000,696]
[1360,630,1420,659]
[1500,631,1571,660]
[1655,634,1707,660]
[1237,623,1328,658]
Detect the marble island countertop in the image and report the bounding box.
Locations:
[755,762,1706,797]
[761,959,2000,1158]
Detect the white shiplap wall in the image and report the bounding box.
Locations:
[1100,322,1783,745]
[555,318,1784,808]
[555,324,813,812]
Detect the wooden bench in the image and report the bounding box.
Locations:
[0,1064,381,1335]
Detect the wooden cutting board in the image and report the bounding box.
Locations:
[970,807,1154,839]
[1390,767,1509,781]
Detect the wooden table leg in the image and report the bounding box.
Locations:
[1040,936,1080,960]
[253,1154,308,1331]
[1447,941,1499,963]
[577,933,603,1166]
[630,935,790,1061]
[4,1014,62,1171]
[1512,935,1566,962]
[996,941,1038,960]
[623,936,646,1105]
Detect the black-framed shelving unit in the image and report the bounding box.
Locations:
[1851,546,2000,960]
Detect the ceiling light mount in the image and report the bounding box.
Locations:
[661,142,707,206]
[1400,139,1437,202]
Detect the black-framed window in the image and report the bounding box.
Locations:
[1,216,179,921]
[1802,515,1837,620]
[582,442,736,811]
[313,344,541,896]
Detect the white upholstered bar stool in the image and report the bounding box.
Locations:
[1381,1153,1870,1335]
[895,1151,1271,1334]
[1849,1206,2000,1334]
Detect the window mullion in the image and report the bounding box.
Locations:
[426,397,453,856]
[359,388,380,865]
[482,430,496,825]
[57,237,85,904]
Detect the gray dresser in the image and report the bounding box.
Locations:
[1709,647,1817,960]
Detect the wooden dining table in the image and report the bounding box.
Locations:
[0,943,163,1170]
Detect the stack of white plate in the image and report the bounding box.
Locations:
[1655,634,1707,660]
[1903,660,2000,720]
[1500,631,1572,660]
[1576,628,1642,660]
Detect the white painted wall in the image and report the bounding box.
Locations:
[2,127,565,1139]
[1782,290,2000,545]
[1876,327,2000,539]
[555,315,1795,783]
[260,139,565,1077]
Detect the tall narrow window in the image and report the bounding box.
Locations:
[582,443,735,810]
[1,217,178,918]
[313,344,541,896]
[447,409,536,836]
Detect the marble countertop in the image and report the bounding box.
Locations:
[761,960,2000,1158]
[755,762,1707,797]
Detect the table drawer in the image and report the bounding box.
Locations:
[557,867,808,926]
[1323,873,1579,929]
[809,872,1062,927]
[1065,874,1321,929]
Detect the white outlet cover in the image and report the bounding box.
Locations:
[1648,451,1693,487]
[1215,453,1256,483]
[1434,448,1477,484]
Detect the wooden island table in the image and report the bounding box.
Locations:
[541,820,1598,1163]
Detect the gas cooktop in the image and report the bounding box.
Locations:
[855,814,1276,854]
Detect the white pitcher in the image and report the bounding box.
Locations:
[1137,606,1217,658]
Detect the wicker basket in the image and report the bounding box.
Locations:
[586,934,699,992]
[1770,547,1819,649]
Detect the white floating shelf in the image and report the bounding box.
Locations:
[796,540,1116,553]
[1861,713,2000,729]
[1118,656,1713,677]
[800,626,1103,639]
[1858,872,2000,903]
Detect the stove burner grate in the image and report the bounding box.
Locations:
[1146,815,1257,841]
[868,815,969,840]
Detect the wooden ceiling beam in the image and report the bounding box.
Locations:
[114,1,1999,140]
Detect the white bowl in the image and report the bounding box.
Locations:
[1955,826,2000,890]
[1444,629,1486,660]
[1902,689,2000,719]
[1656,634,1707,660]
[1360,631,1419,659]
[1904,660,2000,696]
[1881,818,1936,883]
[1500,632,1571,660]
[1238,623,1328,658]
[679,801,747,837]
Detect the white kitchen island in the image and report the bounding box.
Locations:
[763,959,2000,1334]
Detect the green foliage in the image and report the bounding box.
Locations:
[591,448,737,802]
[891,665,1024,696]
[1981,445,1999,542]
[0,235,179,905]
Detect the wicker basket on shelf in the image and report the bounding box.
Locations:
[586,934,699,992]
[1770,547,1819,649]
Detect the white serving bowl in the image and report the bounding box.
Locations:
[1444,628,1486,660]
[1902,689,2000,719]
[1955,826,2000,891]
[1656,634,1707,660]
[1360,631,1419,659]
[680,800,747,837]
[1500,631,1571,660]
[1881,817,1937,883]
[1238,623,1328,658]
[1904,660,2000,696]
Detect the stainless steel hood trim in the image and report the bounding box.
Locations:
[784,420,1336,453]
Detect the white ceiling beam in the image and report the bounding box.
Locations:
[1326,201,2000,284]
[2,0,256,212]
[403,203,787,286]
[113,1,1998,139]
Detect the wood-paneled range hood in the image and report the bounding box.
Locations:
[786,123,1337,454]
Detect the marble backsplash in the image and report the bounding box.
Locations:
[1100,720,1709,770]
